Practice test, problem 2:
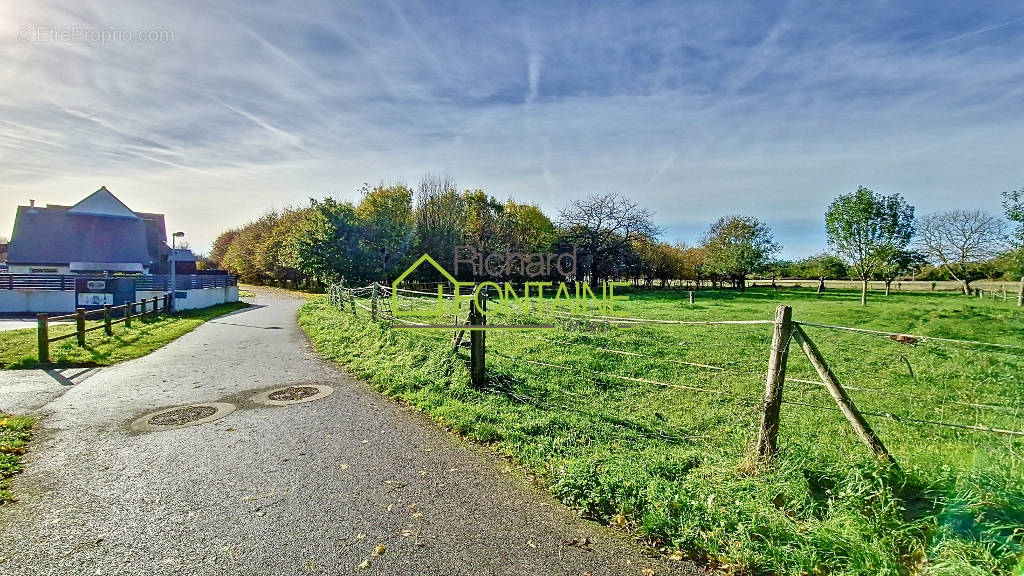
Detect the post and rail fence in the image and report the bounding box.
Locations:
[36,295,170,363]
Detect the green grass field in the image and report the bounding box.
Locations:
[0,414,34,505]
[0,302,248,369]
[300,286,1024,575]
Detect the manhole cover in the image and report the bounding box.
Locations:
[251,384,333,406]
[148,405,218,426]
[131,402,235,432]
[268,386,321,401]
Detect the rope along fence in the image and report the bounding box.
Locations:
[326,282,1023,474]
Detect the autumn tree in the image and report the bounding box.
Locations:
[825,187,915,305]
[221,211,280,283]
[208,228,239,269]
[700,215,780,291]
[356,183,415,282]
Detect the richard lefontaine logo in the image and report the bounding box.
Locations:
[391,248,629,330]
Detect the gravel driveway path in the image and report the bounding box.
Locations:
[0,289,704,576]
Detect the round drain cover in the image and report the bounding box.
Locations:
[251,384,333,406]
[268,386,322,401]
[131,402,235,432]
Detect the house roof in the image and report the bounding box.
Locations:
[6,204,153,266]
[67,186,140,219]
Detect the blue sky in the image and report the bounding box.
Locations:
[1,1,1022,258]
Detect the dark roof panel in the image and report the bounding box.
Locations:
[7,206,153,265]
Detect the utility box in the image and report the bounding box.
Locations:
[75,277,136,311]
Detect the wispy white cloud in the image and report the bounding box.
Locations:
[526,51,542,104]
[0,0,1022,258]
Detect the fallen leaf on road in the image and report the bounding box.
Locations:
[527,540,536,548]
[356,533,366,540]
[400,530,414,537]
[357,559,371,570]
[641,570,656,576]
[339,464,349,470]
[562,537,593,551]
[372,545,386,557]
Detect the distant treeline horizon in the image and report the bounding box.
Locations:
[206,176,1024,303]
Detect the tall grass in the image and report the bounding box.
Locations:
[300,286,1023,575]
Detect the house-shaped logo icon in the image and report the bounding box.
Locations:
[391,254,459,318]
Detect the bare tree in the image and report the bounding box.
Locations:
[558,193,659,286]
[917,210,1007,295]
[412,175,465,279]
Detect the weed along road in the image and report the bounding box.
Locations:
[0,288,697,576]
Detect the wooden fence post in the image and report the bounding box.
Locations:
[470,286,487,388]
[371,283,379,321]
[689,290,695,304]
[1018,276,1023,307]
[124,301,132,328]
[103,304,112,336]
[350,291,356,316]
[151,297,159,318]
[76,308,86,346]
[791,324,897,465]
[37,313,49,363]
[756,305,793,462]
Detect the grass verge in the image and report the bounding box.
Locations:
[300,286,1023,575]
[0,414,34,505]
[0,302,249,369]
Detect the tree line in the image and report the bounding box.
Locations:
[207,176,1024,305]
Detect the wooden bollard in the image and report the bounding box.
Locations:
[37,313,49,363]
[76,308,86,346]
[103,304,112,336]
[371,283,378,321]
[124,301,132,328]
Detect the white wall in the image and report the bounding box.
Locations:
[0,290,76,313]
[172,286,239,311]
[0,286,238,314]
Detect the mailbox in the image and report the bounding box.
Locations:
[75,277,136,311]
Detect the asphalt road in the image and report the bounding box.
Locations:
[0,289,704,576]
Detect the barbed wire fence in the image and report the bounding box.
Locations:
[325,281,1024,477]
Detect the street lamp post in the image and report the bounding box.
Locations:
[170,231,185,312]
